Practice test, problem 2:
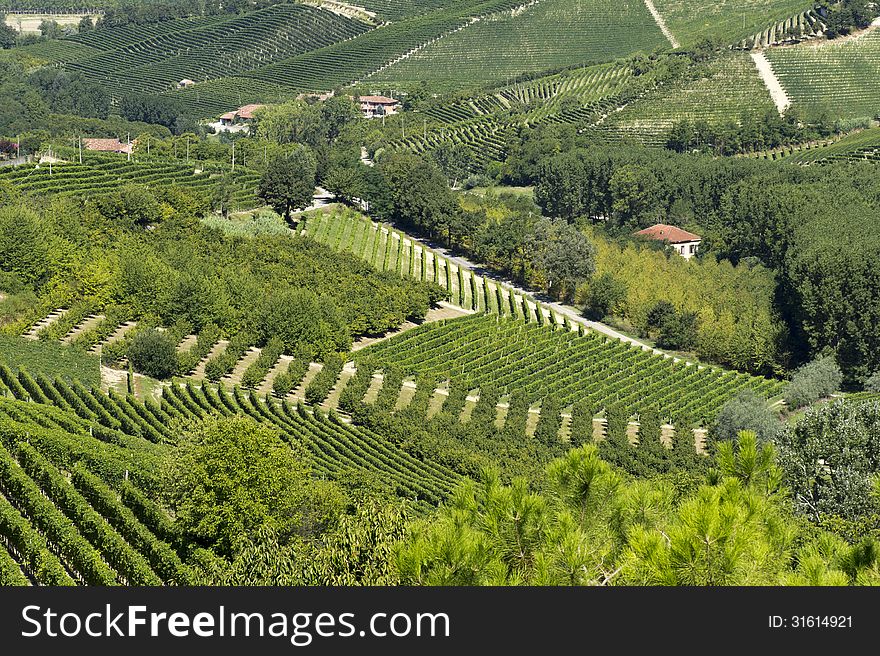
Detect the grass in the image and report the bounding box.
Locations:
[0,336,100,388]
[465,185,535,197]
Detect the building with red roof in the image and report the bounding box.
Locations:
[634,224,702,260]
[82,138,133,155]
[359,95,400,118]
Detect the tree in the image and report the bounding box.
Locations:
[0,20,16,49]
[433,142,472,188]
[78,16,95,33]
[320,95,360,143]
[375,152,459,241]
[258,147,317,221]
[255,100,324,147]
[637,406,664,454]
[569,401,594,447]
[127,328,178,379]
[604,404,629,447]
[253,287,349,356]
[865,371,880,393]
[583,272,627,320]
[609,164,662,228]
[164,416,345,557]
[0,205,50,285]
[783,356,843,410]
[526,217,596,301]
[645,300,698,350]
[712,390,780,444]
[323,164,365,205]
[95,184,162,227]
[775,399,880,522]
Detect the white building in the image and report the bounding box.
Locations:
[634,224,702,260]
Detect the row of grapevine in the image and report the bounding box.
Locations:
[356,313,784,424]
[57,5,370,96]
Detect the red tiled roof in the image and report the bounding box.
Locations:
[219,111,236,121]
[82,138,132,154]
[634,224,701,244]
[236,104,265,120]
[359,95,398,105]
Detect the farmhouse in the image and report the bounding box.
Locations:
[214,104,266,133]
[359,95,400,118]
[177,78,196,89]
[219,104,266,126]
[82,138,133,155]
[634,224,702,260]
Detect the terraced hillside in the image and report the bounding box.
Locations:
[604,52,775,145]
[372,0,666,88]
[28,4,370,98]
[384,60,642,166]
[357,314,784,423]
[650,0,813,47]
[766,28,880,119]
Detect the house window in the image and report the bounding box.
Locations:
[690,244,697,254]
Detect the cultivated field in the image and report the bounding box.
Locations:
[766,29,880,119]
[650,0,813,46]
[372,0,666,87]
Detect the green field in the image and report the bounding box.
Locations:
[0,338,100,388]
[652,0,813,46]
[767,30,880,120]
[372,0,666,87]
[0,363,463,584]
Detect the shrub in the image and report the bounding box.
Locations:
[865,371,880,393]
[784,356,843,410]
[128,329,178,379]
[712,390,781,444]
[583,273,627,320]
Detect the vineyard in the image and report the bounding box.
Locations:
[783,127,880,163]
[356,313,784,424]
[385,60,640,166]
[353,0,460,21]
[650,0,813,47]
[44,5,371,98]
[604,52,776,146]
[300,207,553,323]
[371,0,666,87]
[766,29,880,120]
[0,354,464,584]
[0,155,261,208]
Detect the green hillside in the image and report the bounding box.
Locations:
[767,28,880,120]
[32,5,370,97]
[372,0,667,88]
[605,52,775,145]
[651,0,813,46]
